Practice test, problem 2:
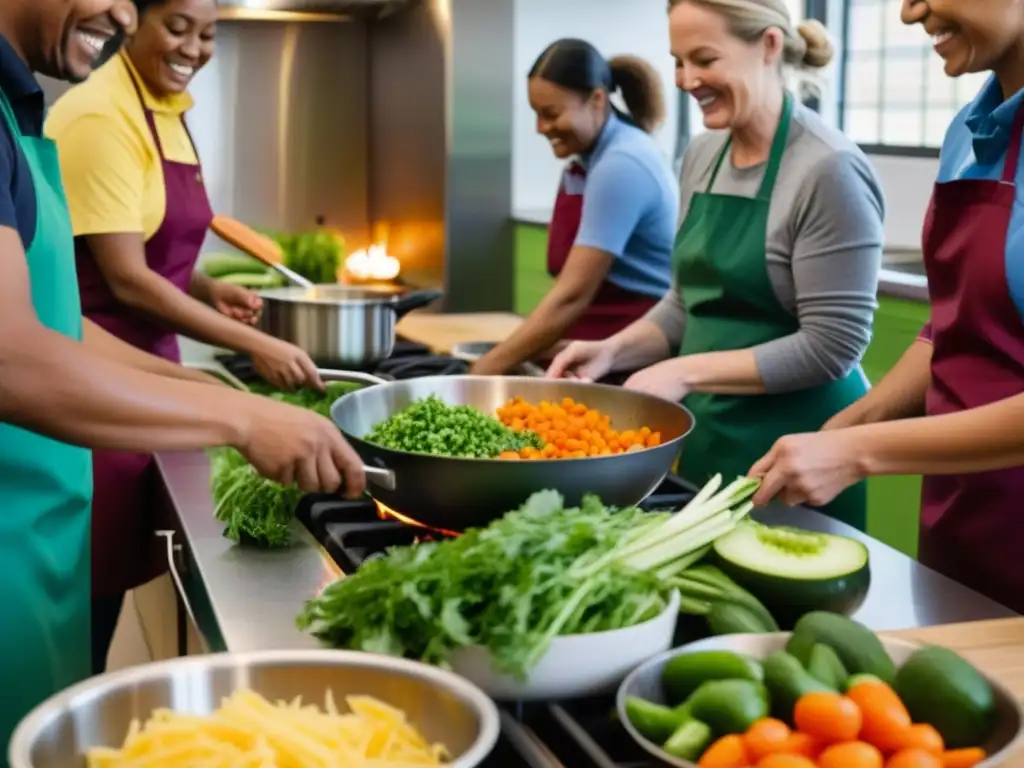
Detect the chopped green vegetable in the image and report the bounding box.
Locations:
[364,395,543,457]
[210,448,303,547]
[297,476,760,676]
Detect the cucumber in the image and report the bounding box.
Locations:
[680,565,780,631]
[763,650,836,725]
[217,272,285,288]
[686,679,769,736]
[807,643,848,690]
[202,252,267,278]
[712,522,870,629]
[893,645,997,749]
[662,719,713,761]
[623,696,691,743]
[790,612,896,683]
[706,602,775,635]
[661,651,763,705]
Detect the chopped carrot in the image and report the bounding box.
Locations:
[756,755,817,768]
[818,741,884,768]
[698,734,749,768]
[940,748,986,768]
[886,748,943,768]
[495,396,663,459]
[847,680,913,752]
[743,718,791,761]
[781,731,823,758]
[897,724,944,755]
[793,692,863,743]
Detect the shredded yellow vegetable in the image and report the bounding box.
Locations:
[85,689,450,767]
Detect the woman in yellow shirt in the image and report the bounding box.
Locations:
[46,0,321,673]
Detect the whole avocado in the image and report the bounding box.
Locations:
[893,645,997,750]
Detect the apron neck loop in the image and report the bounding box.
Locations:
[1001,102,1024,184]
[706,91,793,200]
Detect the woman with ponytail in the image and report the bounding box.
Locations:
[470,39,678,375]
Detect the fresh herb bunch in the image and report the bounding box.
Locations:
[364,395,543,457]
[210,448,304,547]
[297,491,671,677]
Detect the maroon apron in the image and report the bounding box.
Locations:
[916,103,1024,614]
[75,54,214,597]
[547,160,658,341]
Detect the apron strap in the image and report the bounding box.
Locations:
[704,91,794,198]
[756,91,794,201]
[1001,103,1024,184]
[118,51,200,163]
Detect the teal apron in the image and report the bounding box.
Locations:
[0,91,92,758]
[673,93,868,530]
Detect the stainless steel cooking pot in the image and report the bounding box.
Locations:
[9,650,500,768]
[257,285,443,368]
[330,374,695,530]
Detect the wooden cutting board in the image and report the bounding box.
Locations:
[395,312,523,354]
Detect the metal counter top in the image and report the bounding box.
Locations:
[156,451,1013,655]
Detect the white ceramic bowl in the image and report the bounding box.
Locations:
[449,590,679,700]
[616,632,1024,768]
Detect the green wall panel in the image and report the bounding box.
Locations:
[511,222,927,556]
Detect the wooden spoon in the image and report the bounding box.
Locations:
[209,215,312,288]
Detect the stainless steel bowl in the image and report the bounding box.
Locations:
[10,650,500,768]
[616,633,1024,768]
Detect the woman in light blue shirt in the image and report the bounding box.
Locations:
[471,39,678,375]
[753,0,1024,614]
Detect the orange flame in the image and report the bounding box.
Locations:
[375,501,461,538]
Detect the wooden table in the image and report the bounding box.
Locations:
[888,619,1024,763]
[396,311,522,354]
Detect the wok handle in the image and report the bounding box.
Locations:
[318,369,389,387]
[393,289,443,318]
[364,465,397,491]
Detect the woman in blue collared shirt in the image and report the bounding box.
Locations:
[751,0,1024,614]
[471,39,678,375]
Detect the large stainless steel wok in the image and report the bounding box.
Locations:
[257,286,443,368]
[330,374,695,530]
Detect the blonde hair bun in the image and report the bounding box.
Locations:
[796,19,834,69]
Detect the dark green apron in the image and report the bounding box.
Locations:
[673,93,868,530]
[0,90,92,760]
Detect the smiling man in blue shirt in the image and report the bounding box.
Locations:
[0,0,370,751]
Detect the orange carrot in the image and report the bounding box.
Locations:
[940,748,986,768]
[495,396,662,459]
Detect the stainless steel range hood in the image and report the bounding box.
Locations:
[217,0,413,22]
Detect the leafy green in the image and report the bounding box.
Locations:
[210,448,303,547]
[364,395,543,457]
[207,382,360,546]
[268,230,344,284]
[297,491,672,677]
[248,380,361,418]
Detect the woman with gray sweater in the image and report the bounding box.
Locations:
[547,0,884,530]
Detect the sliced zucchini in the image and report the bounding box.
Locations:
[711,522,870,629]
